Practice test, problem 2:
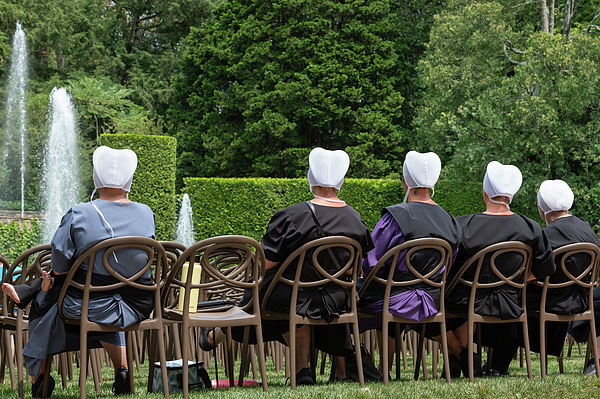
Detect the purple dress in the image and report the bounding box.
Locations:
[360,202,461,323]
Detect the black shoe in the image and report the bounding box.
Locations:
[32,374,55,398]
[445,355,462,379]
[113,367,132,395]
[199,327,216,351]
[296,367,315,386]
[583,358,597,375]
[458,347,482,378]
[480,362,509,377]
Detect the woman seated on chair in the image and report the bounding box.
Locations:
[8,146,156,397]
[199,147,374,385]
[444,161,555,377]
[357,151,461,376]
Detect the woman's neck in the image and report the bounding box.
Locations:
[98,188,131,203]
[311,186,346,207]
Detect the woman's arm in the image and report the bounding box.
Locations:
[265,259,280,270]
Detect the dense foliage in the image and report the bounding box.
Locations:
[184,177,484,242]
[170,0,407,183]
[99,134,177,240]
[415,0,600,219]
[0,219,42,262]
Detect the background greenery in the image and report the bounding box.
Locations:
[184,177,485,242]
[0,219,42,262]
[99,134,177,241]
[0,0,598,238]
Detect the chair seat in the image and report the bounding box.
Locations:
[164,307,258,324]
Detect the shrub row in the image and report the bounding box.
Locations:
[99,134,177,240]
[183,178,485,242]
[0,220,43,263]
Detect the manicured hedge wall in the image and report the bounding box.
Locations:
[100,134,177,240]
[184,178,485,242]
[0,220,43,262]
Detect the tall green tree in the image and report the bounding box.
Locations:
[415,1,600,220]
[170,0,406,182]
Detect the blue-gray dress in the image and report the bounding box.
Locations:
[22,200,155,376]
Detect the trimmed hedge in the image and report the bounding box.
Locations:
[184,178,485,242]
[0,220,43,262]
[99,134,177,240]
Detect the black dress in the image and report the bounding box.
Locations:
[446,213,555,320]
[234,202,374,356]
[444,213,555,372]
[527,216,600,354]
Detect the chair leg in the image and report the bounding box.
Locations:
[467,320,475,382]
[181,322,190,399]
[88,351,100,394]
[414,325,425,381]
[41,355,52,399]
[522,320,533,380]
[156,327,170,399]
[254,323,269,392]
[225,327,235,388]
[540,319,547,380]
[16,329,24,397]
[558,348,564,374]
[79,333,88,399]
[440,321,451,383]
[5,330,16,389]
[352,321,364,386]
[381,321,389,386]
[589,320,600,380]
[126,332,135,394]
[289,321,297,390]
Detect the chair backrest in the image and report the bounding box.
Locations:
[261,236,363,317]
[161,235,265,315]
[445,241,533,315]
[56,236,167,324]
[158,241,188,309]
[1,244,53,316]
[533,242,600,314]
[358,237,453,314]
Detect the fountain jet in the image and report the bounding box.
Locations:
[42,88,80,241]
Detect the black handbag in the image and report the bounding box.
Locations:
[195,299,235,313]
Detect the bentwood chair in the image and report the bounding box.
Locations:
[444,241,534,382]
[42,237,170,399]
[0,244,52,397]
[260,236,365,389]
[358,237,454,384]
[528,242,600,379]
[161,235,269,399]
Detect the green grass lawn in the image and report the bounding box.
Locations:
[2,345,600,399]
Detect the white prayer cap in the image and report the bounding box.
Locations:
[92,146,138,192]
[483,161,522,206]
[402,151,441,202]
[537,179,573,215]
[307,147,350,191]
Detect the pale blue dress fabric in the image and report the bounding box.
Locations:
[23,200,155,376]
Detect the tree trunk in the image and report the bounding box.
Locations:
[563,0,575,38]
[548,0,555,35]
[541,0,549,33]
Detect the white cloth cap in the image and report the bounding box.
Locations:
[402,151,441,202]
[483,161,522,206]
[537,179,573,215]
[307,147,349,191]
[92,146,138,191]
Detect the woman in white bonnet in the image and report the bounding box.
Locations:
[198,147,374,385]
[531,180,600,375]
[358,151,461,379]
[444,161,555,377]
[14,146,156,397]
